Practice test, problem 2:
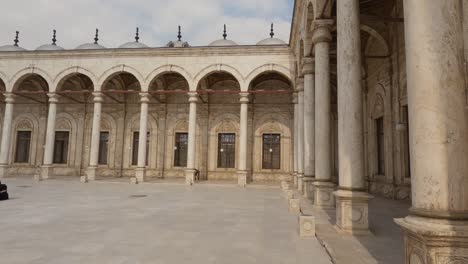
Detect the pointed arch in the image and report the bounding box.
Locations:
[9,67,52,92]
[193,64,244,91]
[145,65,192,91]
[97,64,145,89]
[53,66,97,89]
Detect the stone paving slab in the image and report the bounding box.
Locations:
[0,178,332,264]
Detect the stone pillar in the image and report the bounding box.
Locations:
[296,78,305,192]
[312,20,336,208]
[302,57,315,198]
[0,93,15,178]
[334,0,372,234]
[292,93,299,186]
[394,1,468,262]
[135,92,150,183]
[41,93,59,180]
[185,92,198,185]
[86,91,103,181]
[237,92,249,187]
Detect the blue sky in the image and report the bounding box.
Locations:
[0,0,294,49]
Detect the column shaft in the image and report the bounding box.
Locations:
[302,57,315,198]
[297,82,305,192]
[86,92,103,180]
[0,94,15,177]
[135,93,150,183]
[41,93,59,179]
[185,92,198,185]
[292,94,299,186]
[237,93,249,186]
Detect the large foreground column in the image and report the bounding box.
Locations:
[395,1,468,262]
[334,0,372,234]
[86,91,103,181]
[313,20,336,208]
[0,93,15,178]
[185,92,198,185]
[296,78,305,192]
[41,93,59,180]
[237,92,249,187]
[292,93,299,186]
[135,92,150,183]
[302,57,315,198]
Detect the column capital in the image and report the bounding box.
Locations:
[139,92,150,103]
[239,92,249,104]
[312,19,334,44]
[92,92,104,103]
[295,77,304,92]
[187,92,199,103]
[3,93,15,103]
[47,93,59,103]
[302,57,315,75]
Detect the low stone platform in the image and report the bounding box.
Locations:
[0,178,332,264]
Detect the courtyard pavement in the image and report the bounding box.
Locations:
[0,178,332,264]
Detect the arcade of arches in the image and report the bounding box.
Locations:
[0,0,468,262]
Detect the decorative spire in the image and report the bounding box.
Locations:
[135,27,140,43]
[52,29,57,45]
[270,23,275,38]
[223,24,227,40]
[177,25,182,41]
[94,29,99,44]
[14,31,19,47]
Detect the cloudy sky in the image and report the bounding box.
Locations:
[0,0,294,49]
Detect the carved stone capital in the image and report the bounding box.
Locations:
[187,92,199,103]
[312,19,334,44]
[239,92,249,104]
[302,57,315,75]
[292,93,298,104]
[47,93,59,104]
[3,93,15,103]
[139,92,150,103]
[92,92,104,103]
[295,77,304,92]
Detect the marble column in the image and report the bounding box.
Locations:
[135,92,150,183]
[41,93,59,180]
[292,93,299,186]
[237,92,249,187]
[394,1,468,262]
[86,91,103,181]
[296,78,305,192]
[185,92,198,185]
[302,57,315,198]
[0,93,15,178]
[334,0,372,234]
[312,20,336,208]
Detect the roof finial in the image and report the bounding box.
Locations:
[135,27,140,43]
[223,24,227,40]
[270,23,275,38]
[14,31,19,47]
[94,28,99,44]
[52,29,57,45]
[177,25,182,41]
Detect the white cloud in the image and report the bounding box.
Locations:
[0,0,292,49]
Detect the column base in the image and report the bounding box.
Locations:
[297,174,304,193]
[135,167,146,183]
[0,165,8,178]
[334,190,373,235]
[86,166,97,181]
[395,216,468,264]
[237,170,248,187]
[292,172,298,187]
[302,177,315,199]
[40,165,53,180]
[314,181,336,208]
[185,169,196,186]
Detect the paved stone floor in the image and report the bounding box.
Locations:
[0,178,332,264]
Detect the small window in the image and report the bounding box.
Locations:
[132,132,150,166]
[376,117,385,175]
[263,134,281,169]
[98,132,109,165]
[217,133,236,168]
[53,131,69,164]
[174,133,188,167]
[15,131,31,163]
